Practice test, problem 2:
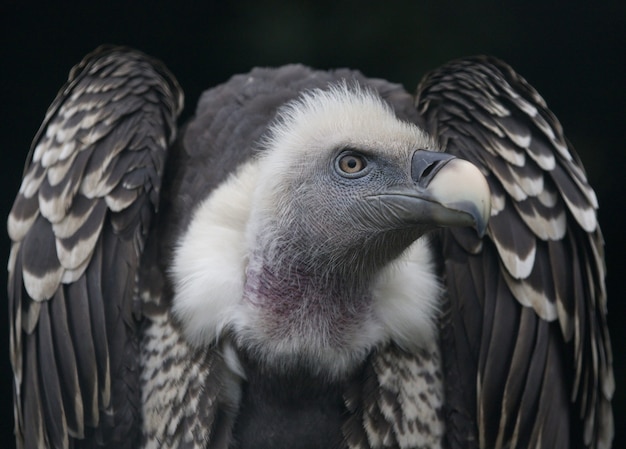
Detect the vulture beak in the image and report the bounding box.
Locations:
[368,150,491,236]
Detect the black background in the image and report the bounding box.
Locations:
[1,1,624,447]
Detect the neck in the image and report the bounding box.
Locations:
[243,250,372,338]
[233,249,384,378]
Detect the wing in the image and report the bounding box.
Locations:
[7,46,183,448]
[415,56,613,449]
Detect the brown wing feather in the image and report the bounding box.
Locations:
[416,56,613,449]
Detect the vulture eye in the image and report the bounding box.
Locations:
[336,152,368,177]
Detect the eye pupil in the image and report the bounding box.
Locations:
[347,159,357,169]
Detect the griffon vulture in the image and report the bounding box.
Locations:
[7,46,613,449]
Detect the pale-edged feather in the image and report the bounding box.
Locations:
[508,156,544,196]
[551,162,598,232]
[21,215,64,301]
[416,55,612,449]
[80,118,145,198]
[105,181,141,212]
[121,165,151,191]
[52,194,105,239]
[512,188,567,240]
[486,154,529,201]
[494,114,533,150]
[488,178,507,216]
[108,193,151,235]
[39,136,76,170]
[440,90,479,115]
[19,161,47,198]
[38,173,79,224]
[55,198,106,270]
[486,132,526,167]
[487,207,536,278]
[45,145,80,186]
[501,247,558,322]
[22,297,42,336]
[81,144,141,199]
[37,148,91,224]
[8,45,183,449]
[537,184,559,207]
[60,254,93,285]
[526,132,560,170]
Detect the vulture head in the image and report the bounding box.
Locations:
[172,83,490,378]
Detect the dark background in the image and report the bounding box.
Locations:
[1,1,624,447]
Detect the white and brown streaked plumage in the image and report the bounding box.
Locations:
[7,46,613,449]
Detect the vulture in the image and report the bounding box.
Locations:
[7,46,613,449]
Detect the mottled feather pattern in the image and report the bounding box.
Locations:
[8,46,183,448]
[417,57,612,449]
[141,311,219,449]
[344,343,444,449]
[372,345,444,449]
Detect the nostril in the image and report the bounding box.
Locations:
[411,150,456,186]
[420,161,437,180]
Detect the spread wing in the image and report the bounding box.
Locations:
[7,46,183,448]
[415,56,613,449]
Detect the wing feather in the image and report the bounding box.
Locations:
[416,56,613,449]
[36,303,71,447]
[48,287,86,436]
[8,46,183,448]
[22,336,45,449]
[64,276,100,427]
[21,215,64,301]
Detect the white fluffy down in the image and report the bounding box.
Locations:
[372,238,442,351]
[171,84,442,371]
[257,82,434,189]
[170,161,258,347]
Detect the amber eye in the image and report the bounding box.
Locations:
[337,153,367,175]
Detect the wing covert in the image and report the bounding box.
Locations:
[7,46,183,448]
[416,56,613,449]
